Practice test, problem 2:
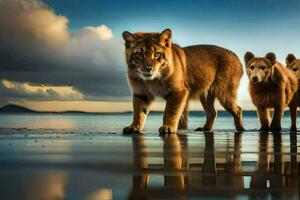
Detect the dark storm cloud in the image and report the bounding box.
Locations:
[0,0,130,103]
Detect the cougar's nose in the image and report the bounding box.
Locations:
[145,66,152,72]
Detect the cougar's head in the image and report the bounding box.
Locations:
[122,29,172,80]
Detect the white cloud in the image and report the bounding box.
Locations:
[0,0,70,47]
[0,0,128,103]
[1,79,84,100]
[83,25,113,40]
[67,26,124,67]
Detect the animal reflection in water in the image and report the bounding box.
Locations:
[129,134,188,200]
[249,133,299,199]
[128,133,299,200]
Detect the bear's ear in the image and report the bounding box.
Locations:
[159,28,172,48]
[122,31,136,43]
[265,52,276,65]
[286,54,296,65]
[244,52,255,65]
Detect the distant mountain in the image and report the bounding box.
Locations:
[0,104,37,113]
[0,104,88,114]
[0,104,96,114]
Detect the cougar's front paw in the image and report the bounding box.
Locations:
[159,125,176,134]
[123,125,141,134]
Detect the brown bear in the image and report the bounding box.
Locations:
[286,54,300,131]
[244,52,298,131]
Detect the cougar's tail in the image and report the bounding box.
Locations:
[178,101,189,129]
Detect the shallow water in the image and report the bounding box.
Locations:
[0,112,296,134]
[0,113,299,200]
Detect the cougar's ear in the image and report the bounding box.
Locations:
[244,52,255,65]
[122,31,136,43]
[286,54,296,65]
[122,31,137,48]
[265,52,276,65]
[159,28,172,48]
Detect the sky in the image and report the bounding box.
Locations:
[0,0,300,112]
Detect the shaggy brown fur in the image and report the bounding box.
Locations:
[244,52,298,131]
[122,29,245,134]
[286,54,300,131]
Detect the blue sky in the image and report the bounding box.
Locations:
[44,0,300,59]
[44,1,299,33]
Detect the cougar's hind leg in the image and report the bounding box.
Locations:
[218,93,245,131]
[195,92,217,132]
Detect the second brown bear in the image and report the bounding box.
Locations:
[244,52,298,131]
[286,54,300,131]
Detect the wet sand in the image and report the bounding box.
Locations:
[0,131,299,200]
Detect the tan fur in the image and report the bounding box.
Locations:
[122,29,245,134]
[244,52,298,131]
[286,54,300,131]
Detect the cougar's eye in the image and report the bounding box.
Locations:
[293,68,298,72]
[136,51,144,58]
[154,52,161,59]
[250,65,255,70]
